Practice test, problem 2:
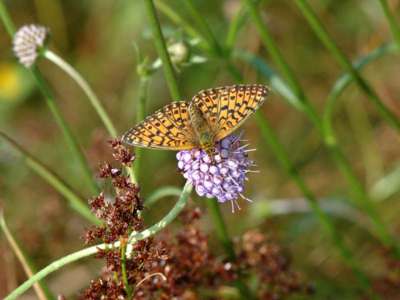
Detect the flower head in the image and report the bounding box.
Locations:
[177,134,255,212]
[13,24,49,68]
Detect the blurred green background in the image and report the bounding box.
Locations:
[1,0,400,299]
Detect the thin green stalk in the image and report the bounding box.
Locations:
[43,50,118,138]
[181,0,224,57]
[145,186,182,207]
[182,0,245,80]
[5,182,193,300]
[226,4,248,50]
[242,0,305,101]
[205,199,236,260]
[120,241,132,298]
[0,212,53,300]
[0,0,14,35]
[325,142,398,251]
[241,0,400,258]
[377,0,400,49]
[344,92,383,185]
[41,51,138,184]
[324,42,396,136]
[0,132,100,225]
[295,0,400,132]
[30,67,99,194]
[205,199,255,299]
[154,0,207,48]
[144,0,181,100]
[134,77,149,180]
[226,0,267,51]
[0,3,99,194]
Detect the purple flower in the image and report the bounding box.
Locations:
[177,134,256,212]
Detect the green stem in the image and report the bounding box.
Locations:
[30,67,99,194]
[154,0,207,50]
[4,182,193,300]
[134,77,149,181]
[43,50,118,138]
[205,199,236,260]
[324,42,396,136]
[42,50,138,184]
[120,241,132,298]
[377,0,400,50]
[0,213,54,300]
[145,186,182,207]
[226,3,248,50]
[182,0,224,57]
[295,0,400,132]
[0,132,100,225]
[0,0,15,36]
[144,0,181,100]
[182,0,245,80]
[205,199,255,299]
[242,0,304,101]
[0,3,99,195]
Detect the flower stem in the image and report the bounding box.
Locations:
[43,50,118,138]
[133,77,149,181]
[181,0,223,57]
[144,0,181,100]
[0,132,100,225]
[120,239,132,298]
[154,0,206,48]
[205,199,255,300]
[30,66,100,194]
[4,182,193,300]
[42,49,138,184]
[0,212,53,300]
[205,199,236,260]
[0,0,15,36]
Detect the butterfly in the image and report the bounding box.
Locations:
[122,84,269,159]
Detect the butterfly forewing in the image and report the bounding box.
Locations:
[192,84,269,141]
[191,88,221,128]
[122,101,196,150]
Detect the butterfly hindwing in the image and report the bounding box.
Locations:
[122,101,196,150]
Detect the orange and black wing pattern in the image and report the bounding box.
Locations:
[191,84,269,141]
[122,101,197,150]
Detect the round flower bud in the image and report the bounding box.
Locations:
[13,24,49,68]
